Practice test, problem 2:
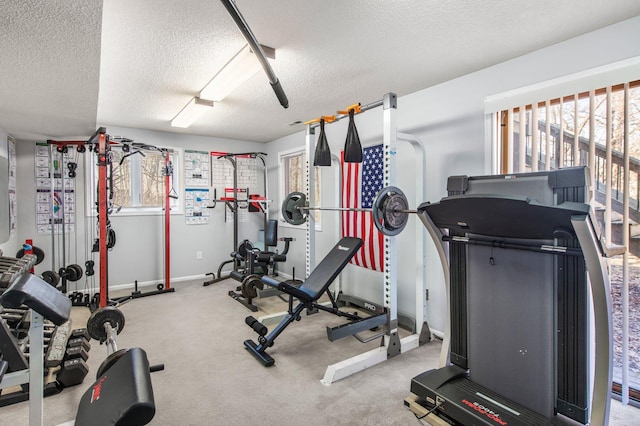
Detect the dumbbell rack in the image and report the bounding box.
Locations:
[0,256,92,408]
[0,306,65,406]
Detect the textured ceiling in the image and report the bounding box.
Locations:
[1,1,640,142]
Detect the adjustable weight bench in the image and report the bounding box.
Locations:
[244,237,388,366]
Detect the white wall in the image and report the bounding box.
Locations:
[264,16,640,336]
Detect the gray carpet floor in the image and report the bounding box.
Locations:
[1,278,639,425]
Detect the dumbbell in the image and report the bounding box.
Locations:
[1,309,26,323]
[58,264,84,282]
[0,258,30,278]
[41,270,61,287]
[84,260,95,277]
[57,328,92,388]
[67,162,78,178]
[20,323,57,352]
[45,321,71,368]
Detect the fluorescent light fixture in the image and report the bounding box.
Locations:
[170,97,214,128]
[199,44,275,102]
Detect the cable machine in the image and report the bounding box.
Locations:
[103,139,177,305]
[48,128,175,309]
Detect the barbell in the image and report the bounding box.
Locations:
[281,186,415,236]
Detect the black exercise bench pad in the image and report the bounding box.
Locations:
[75,347,155,426]
[418,194,590,240]
[0,273,71,326]
[261,237,363,302]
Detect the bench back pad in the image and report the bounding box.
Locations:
[299,237,363,300]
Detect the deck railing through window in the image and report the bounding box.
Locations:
[500,80,640,406]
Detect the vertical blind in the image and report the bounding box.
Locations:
[498,79,640,405]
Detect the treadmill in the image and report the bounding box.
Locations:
[408,167,613,425]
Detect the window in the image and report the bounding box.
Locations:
[493,79,640,404]
[86,146,181,215]
[279,148,321,229]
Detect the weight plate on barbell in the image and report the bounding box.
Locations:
[281,192,307,226]
[372,186,409,236]
[383,193,409,229]
[86,306,125,342]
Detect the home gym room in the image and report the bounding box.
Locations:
[1,1,640,425]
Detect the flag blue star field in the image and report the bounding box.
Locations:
[341,144,384,272]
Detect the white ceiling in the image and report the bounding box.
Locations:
[1,0,640,143]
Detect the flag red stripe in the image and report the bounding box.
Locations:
[367,215,375,269]
[340,147,384,272]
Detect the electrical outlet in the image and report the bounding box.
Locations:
[196,251,203,260]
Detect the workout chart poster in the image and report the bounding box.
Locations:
[210,155,258,223]
[184,150,210,187]
[8,137,17,239]
[34,143,75,234]
[184,188,210,225]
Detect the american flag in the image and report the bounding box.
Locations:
[341,144,384,272]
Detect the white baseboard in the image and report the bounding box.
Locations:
[108,274,207,292]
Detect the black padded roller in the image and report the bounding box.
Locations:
[245,316,267,336]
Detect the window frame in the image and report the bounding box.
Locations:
[278,146,321,231]
[85,145,183,217]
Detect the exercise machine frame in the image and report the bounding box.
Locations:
[204,152,270,285]
[407,168,613,425]
[302,92,427,384]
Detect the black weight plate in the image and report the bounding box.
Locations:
[67,264,83,282]
[372,186,408,236]
[241,274,262,299]
[86,306,126,341]
[383,193,409,229]
[96,348,129,379]
[15,246,45,265]
[41,270,60,287]
[107,228,116,249]
[240,280,252,299]
[281,192,307,225]
[237,240,253,259]
[65,265,78,282]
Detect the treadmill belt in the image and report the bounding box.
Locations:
[411,367,554,426]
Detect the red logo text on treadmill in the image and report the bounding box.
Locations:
[461,399,507,425]
[91,376,107,403]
